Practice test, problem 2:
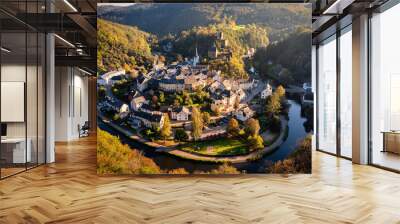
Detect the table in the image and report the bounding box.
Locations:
[1,138,31,164]
[382,131,400,154]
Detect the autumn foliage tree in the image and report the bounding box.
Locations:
[244,118,264,151]
[97,128,161,174]
[160,114,172,141]
[210,163,240,174]
[275,85,286,99]
[266,93,281,116]
[267,135,312,174]
[227,118,240,137]
[202,112,211,125]
[248,134,264,151]
[167,168,189,174]
[191,107,203,141]
[245,118,261,137]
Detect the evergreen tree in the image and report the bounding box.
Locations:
[174,129,189,142]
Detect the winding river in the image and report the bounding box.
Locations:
[98,99,310,173]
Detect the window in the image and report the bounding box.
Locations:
[339,26,352,158]
[0,2,46,179]
[317,35,337,154]
[370,3,400,171]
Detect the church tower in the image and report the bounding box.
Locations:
[193,46,200,66]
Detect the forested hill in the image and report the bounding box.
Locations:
[97,19,155,73]
[98,3,311,42]
[172,20,269,58]
[253,28,311,84]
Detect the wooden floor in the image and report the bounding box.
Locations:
[372,151,400,171]
[0,135,400,224]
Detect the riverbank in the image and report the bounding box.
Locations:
[98,113,180,149]
[159,117,288,163]
[98,112,288,164]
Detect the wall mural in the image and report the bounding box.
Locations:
[96,3,313,174]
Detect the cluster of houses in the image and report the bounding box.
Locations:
[97,37,274,131]
[98,69,272,130]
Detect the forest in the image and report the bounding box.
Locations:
[98,3,310,42]
[252,28,311,84]
[98,4,311,84]
[171,20,269,57]
[97,19,155,73]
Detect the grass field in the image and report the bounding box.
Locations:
[179,138,248,156]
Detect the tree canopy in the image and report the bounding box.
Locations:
[191,107,204,140]
[97,19,155,72]
[245,118,261,137]
[97,128,161,174]
[253,29,311,85]
[227,118,240,137]
[160,114,172,140]
[98,3,310,42]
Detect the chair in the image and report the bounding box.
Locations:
[79,121,90,138]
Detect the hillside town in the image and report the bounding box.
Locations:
[98,52,271,140]
[97,26,315,165]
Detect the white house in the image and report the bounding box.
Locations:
[210,70,222,82]
[209,81,224,92]
[234,106,255,122]
[132,111,165,129]
[119,104,130,119]
[130,96,146,111]
[159,78,185,92]
[136,73,151,92]
[222,79,232,91]
[237,79,254,90]
[170,106,190,121]
[261,83,273,99]
[235,89,246,101]
[210,91,238,114]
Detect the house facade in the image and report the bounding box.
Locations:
[130,96,146,111]
[159,79,185,92]
[170,106,191,121]
[131,111,165,129]
[261,83,273,99]
[234,106,255,121]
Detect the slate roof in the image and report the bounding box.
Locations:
[140,103,157,111]
[159,78,184,84]
[171,106,190,113]
[133,111,163,123]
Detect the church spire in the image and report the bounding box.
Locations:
[193,44,200,66]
